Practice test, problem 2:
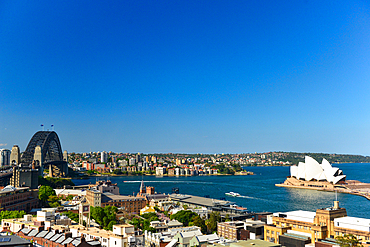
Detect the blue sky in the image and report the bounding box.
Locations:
[1,0,370,155]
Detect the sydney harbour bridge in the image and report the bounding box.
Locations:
[21,131,68,177]
[0,131,69,188]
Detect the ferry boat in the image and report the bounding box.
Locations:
[225,192,240,197]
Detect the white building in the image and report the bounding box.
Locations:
[334,216,370,232]
[101,151,108,163]
[290,156,346,184]
[156,167,165,176]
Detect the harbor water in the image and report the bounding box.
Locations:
[72,163,370,218]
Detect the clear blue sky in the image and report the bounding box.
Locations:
[1,0,370,155]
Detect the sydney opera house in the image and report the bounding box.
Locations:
[290,156,346,184]
[278,156,346,190]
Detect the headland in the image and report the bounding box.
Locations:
[276,156,370,200]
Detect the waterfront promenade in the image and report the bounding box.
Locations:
[276,179,370,201]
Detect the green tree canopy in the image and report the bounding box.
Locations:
[205,212,221,233]
[90,206,117,230]
[0,210,26,222]
[170,210,198,226]
[336,234,363,247]
[39,185,56,205]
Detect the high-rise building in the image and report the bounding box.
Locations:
[0,149,11,167]
[136,153,141,163]
[101,151,108,163]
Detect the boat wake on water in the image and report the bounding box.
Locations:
[225,192,270,201]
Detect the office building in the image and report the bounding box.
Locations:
[0,149,11,167]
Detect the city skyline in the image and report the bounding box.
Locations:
[1,0,370,155]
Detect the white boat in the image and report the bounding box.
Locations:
[225,192,240,197]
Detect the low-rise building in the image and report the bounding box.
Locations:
[0,185,39,212]
[101,194,146,215]
[0,234,33,247]
[55,189,86,199]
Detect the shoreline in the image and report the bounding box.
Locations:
[70,172,255,179]
[276,179,370,201]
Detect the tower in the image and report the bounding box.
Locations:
[139,180,146,194]
[63,150,68,162]
[10,145,20,166]
[79,203,91,228]
[33,146,43,166]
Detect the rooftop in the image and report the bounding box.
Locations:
[0,235,31,246]
[273,210,316,223]
[169,194,232,207]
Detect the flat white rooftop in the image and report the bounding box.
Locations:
[273,210,316,223]
[334,216,370,232]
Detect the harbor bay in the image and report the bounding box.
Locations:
[72,162,370,219]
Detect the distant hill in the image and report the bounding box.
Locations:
[274,152,370,164]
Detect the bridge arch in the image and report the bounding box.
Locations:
[21,131,63,165]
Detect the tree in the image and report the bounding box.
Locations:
[63,211,79,223]
[39,185,56,206]
[0,210,26,221]
[90,206,117,230]
[336,234,363,247]
[170,210,198,226]
[205,212,221,233]
[190,215,207,234]
[66,194,74,201]
[129,216,157,233]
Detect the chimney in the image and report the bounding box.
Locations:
[334,201,339,209]
[81,234,85,243]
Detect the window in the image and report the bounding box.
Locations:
[272,231,275,234]
[266,230,270,234]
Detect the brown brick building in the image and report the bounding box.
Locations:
[0,185,39,212]
[101,194,147,214]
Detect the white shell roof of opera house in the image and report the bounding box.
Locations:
[290,156,346,184]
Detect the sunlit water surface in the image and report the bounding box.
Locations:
[72,163,370,218]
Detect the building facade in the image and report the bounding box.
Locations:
[263,201,370,246]
[0,149,11,167]
[0,185,39,212]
